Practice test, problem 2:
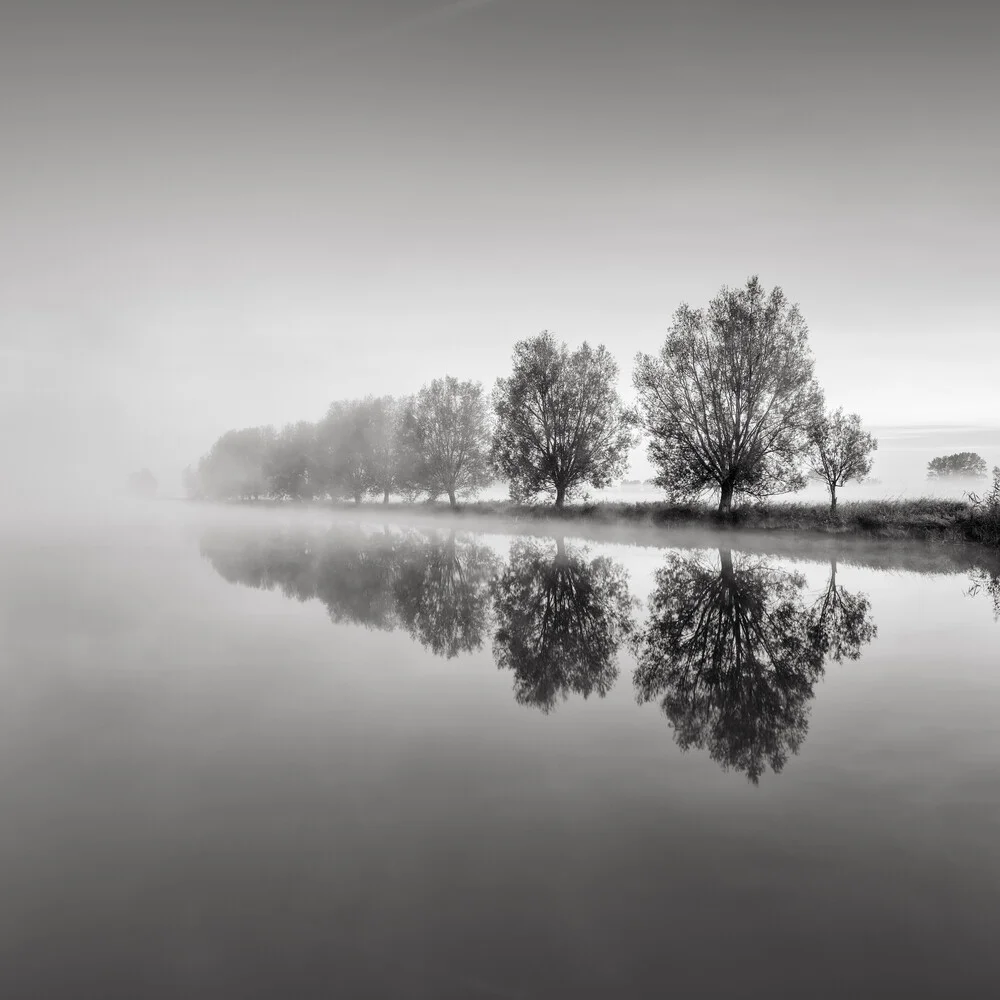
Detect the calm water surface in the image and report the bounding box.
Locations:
[1,507,998,999]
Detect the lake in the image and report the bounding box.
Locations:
[1,505,998,999]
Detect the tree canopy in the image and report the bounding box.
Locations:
[807,408,878,510]
[927,452,988,479]
[634,277,823,512]
[492,331,637,506]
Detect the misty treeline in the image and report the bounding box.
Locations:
[186,277,880,513]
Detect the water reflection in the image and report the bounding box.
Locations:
[491,536,638,713]
[967,567,1000,620]
[633,549,877,783]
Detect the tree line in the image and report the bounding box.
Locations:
[187,277,882,512]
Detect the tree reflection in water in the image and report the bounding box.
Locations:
[633,549,876,783]
[491,536,637,714]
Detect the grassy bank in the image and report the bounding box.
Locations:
[301,495,1000,551]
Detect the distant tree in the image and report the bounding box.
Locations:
[927,452,988,479]
[315,400,377,503]
[197,426,275,500]
[633,277,824,513]
[366,395,417,503]
[405,377,493,508]
[807,408,878,511]
[128,468,158,498]
[265,421,317,500]
[492,331,638,507]
[491,536,637,713]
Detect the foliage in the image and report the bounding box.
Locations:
[927,452,988,479]
[806,559,878,662]
[491,537,637,713]
[633,276,824,513]
[366,395,417,503]
[405,377,494,508]
[807,408,877,510]
[264,421,317,500]
[492,331,638,507]
[314,400,378,503]
[632,548,873,783]
[197,426,275,500]
[965,466,1000,548]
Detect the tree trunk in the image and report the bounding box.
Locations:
[555,535,567,560]
[719,548,735,582]
[555,484,566,508]
[718,480,735,515]
[383,488,390,504]
[829,484,838,512]
[448,488,457,509]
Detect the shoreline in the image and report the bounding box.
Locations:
[191,495,1000,565]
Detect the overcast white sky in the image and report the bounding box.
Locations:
[2,0,998,496]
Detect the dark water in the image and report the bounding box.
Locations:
[1,508,998,999]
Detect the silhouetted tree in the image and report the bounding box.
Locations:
[393,529,500,657]
[806,558,878,662]
[491,537,637,712]
[927,452,988,479]
[807,408,878,511]
[634,277,824,513]
[492,331,638,506]
[405,377,493,507]
[633,549,859,783]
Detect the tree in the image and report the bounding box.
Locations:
[315,400,377,503]
[927,452,988,479]
[405,377,493,508]
[265,421,317,500]
[492,331,638,507]
[633,277,824,513]
[197,426,275,500]
[366,395,417,503]
[633,549,850,783]
[807,559,878,662]
[491,536,637,713]
[807,408,878,511]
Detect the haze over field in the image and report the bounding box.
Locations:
[2,0,998,504]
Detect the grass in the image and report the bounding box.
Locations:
[301,494,999,550]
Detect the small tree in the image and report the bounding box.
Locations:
[633,277,824,513]
[492,331,638,507]
[927,452,988,479]
[366,395,417,503]
[807,408,877,511]
[406,377,493,508]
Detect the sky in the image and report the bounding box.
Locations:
[2,0,998,497]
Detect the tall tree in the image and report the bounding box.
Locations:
[927,452,988,479]
[406,377,493,508]
[807,408,877,511]
[265,421,317,500]
[492,331,638,507]
[315,400,376,503]
[366,395,416,503]
[633,277,824,513]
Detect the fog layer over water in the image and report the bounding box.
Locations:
[1,504,998,998]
